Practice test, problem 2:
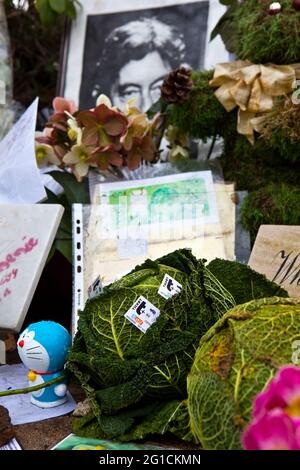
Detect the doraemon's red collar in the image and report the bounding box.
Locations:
[32,370,62,375]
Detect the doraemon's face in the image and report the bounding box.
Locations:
[17,328,50,372]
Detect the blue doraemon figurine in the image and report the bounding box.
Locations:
[17,321,71,408]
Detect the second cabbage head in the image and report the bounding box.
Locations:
[67,249,287,441]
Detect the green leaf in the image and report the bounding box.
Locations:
[54,238,72,263]
[219,0,237,5]
[35,0,57,25]
[44,187,60,204]
[46,243,56,264]
[146,97,165,120]
[121,400,195,443]
[66,0,77,19]
[48,171,90,204]
[44,188,71,234]
[207,258,288,305]
[49,0,66,13]
[210,5,240,53]
[43,187,72,263]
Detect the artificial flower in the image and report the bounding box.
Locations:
[165,125,189,148]
[45,97,78,142]
[123,97,141,116]
[124,112,160,169]
[35,142,61,168]
[63,144,96,181]
[96,94,112,108]
[92,144,123,171]
[120,113,149,151]
[168,144,189,162]
[53,97,77,115]
[78,103,128,148]
[243,409,300,450]
[35,132,61,168]
[38,92,159,178]
[126,134,157,170]
[67,115,83,145]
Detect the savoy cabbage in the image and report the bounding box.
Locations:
[187,297,300,449]
[68,249,287,441]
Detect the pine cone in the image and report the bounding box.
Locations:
[161,67,193,104]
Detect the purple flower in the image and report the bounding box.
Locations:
[243,409,300,450]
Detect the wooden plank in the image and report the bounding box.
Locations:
[249,225,300,297]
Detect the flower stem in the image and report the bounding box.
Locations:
[0,375,65,397]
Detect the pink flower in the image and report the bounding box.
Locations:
[253,366,300,423]
[53,97,78,115]
[243,409,300,450]
[242,366,300,450]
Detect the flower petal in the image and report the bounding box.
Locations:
[97,154,109,171]
[120,130,133,151]
[48,152,61,166]
[54,145,67,159]
[242,409,299,450]
[82,126,99,146]
[104,117,127,136]
[131,113,148,130]
[35,135,53,145]
[93,103,113,123]
[96,94,112,108]
[127,150,142,170]
[63,151,79,164]
[109,152,123,167]
[75,161,89,177]
[253,366,300,419]
[77,110,97,127]
[92,143,115,155]
[48,112,67,123]
[53,97,77,114]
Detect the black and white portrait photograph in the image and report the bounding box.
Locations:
[62,0,229,110]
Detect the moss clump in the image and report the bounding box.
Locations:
[260,97,300,161]
[262,128,300,162]
[220,127,300,192]
[166,70,233,141]
[240,183,300,243]
[234,0,300,64]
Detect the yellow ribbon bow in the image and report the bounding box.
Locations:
[209,60,300,144]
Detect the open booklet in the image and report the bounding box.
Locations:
[72,170,236,334]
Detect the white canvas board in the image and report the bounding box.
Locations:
[0,204,64,331]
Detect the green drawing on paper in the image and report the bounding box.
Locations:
[107,178,212,229]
